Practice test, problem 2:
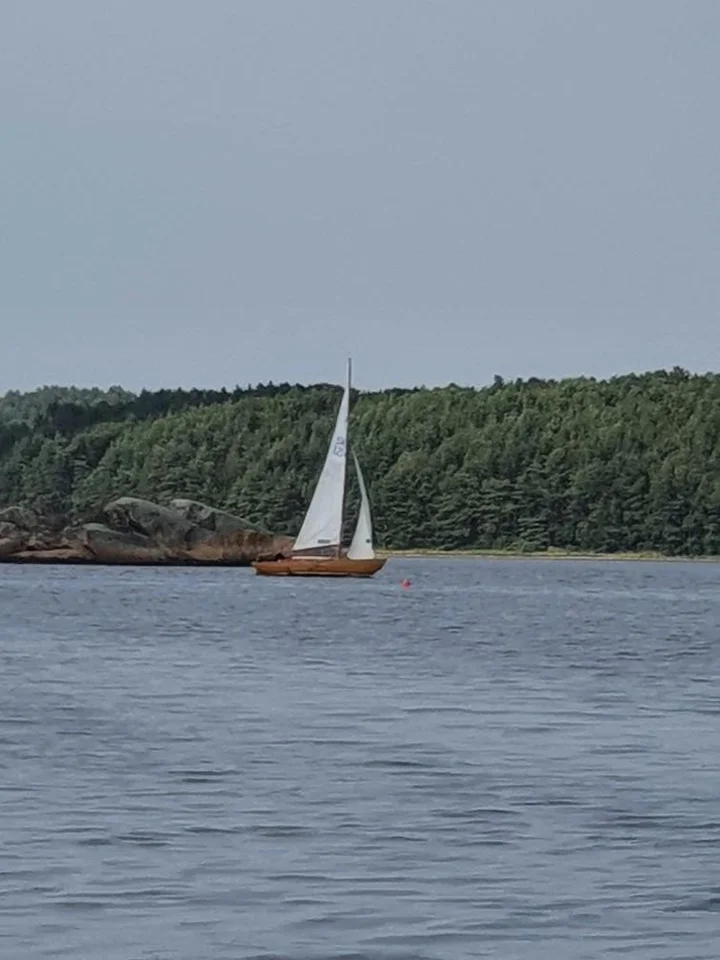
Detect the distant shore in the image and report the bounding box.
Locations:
[379,548,720,563]
[2,547,717,566]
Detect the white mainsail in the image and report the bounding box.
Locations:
[347,451,375,560]
[292,362,351,555]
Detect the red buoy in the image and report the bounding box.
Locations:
[400,578,412,589]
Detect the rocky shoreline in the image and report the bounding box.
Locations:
[0,497,292,566]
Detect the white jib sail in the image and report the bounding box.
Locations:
[347,451,375,560]
[293,366,350,554]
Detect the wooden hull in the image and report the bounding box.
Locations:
[253,556,387,578]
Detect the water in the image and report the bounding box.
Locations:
[1,558,719,959]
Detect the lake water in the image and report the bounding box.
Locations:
[1,558,719,959]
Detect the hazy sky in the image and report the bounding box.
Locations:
[2,0,718,392]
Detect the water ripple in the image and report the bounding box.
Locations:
[1,559,720,959]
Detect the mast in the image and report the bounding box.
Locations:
[337,357,352,557]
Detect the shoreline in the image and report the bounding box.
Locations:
[379,548,720,563]
[1,549,718,566]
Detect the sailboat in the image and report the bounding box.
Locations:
[253,360,387,578]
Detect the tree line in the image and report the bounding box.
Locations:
[0,369,718,555]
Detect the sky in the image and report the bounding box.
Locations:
[1,0,718,393]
